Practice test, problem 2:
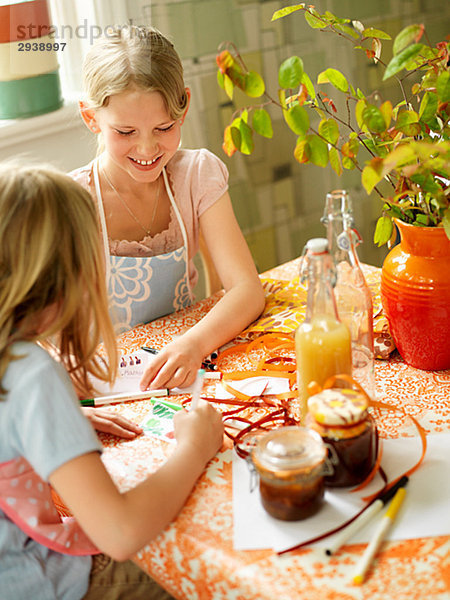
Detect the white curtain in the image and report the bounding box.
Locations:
[47,0,133,98]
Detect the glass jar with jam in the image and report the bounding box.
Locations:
[306,388,377,488]
[251,426,327,521]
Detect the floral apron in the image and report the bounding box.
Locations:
[93,160,193,334]
[0,456,98,555]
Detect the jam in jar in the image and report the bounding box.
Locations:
[251,426,327,521]
[306,388,377,487]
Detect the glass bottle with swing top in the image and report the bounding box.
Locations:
[295,238,352,420]
[322,190,375,397]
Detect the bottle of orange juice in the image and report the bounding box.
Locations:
[295,238,352,419]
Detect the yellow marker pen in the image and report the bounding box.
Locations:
[353,487,407,585]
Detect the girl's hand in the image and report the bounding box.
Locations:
[139,336,204,390]
[81,407,143,439]
[173,400,224,461]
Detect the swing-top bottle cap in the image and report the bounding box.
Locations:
[306,238,328,254]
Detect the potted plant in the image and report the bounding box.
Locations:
[216,4,450,370]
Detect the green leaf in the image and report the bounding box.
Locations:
[238,119,254,155]
[355,98,367,128]
[334,23,359,39]
[437,71,450,103]
[301,72,316,100]
[396,109,421,135]
[404,45,436,70]
[362,104,387,133]
[272,4,305,21]
[307,134,329,166]
[362,27,391,40]
[383,43,423,80]
[222,125,236,157]
[345,135,360,159]
[362,164,382,194]
[329,146,342,175]
[356,88,366,100]
[410,172,442,194]
[317,68,349,92]
[244,71,265,97]
[230,125,241,152]
[279,56,304,89]
[393,24,423,55]
[217,69,224,90]
[342,156,356,169]
[304,11,325,29]
[319,118,339,144]
[380,101,393,128]
[419,91,439,125]
[284,104,310,136]
[252,109,273,138]
[443,208,450,239]
[230,123,242,150]
[223,74,234,99]
[415,213,431,226]
[324,10,350,25]
[383,144,416,170]
[294,138,310,163]
[374,216,393,246]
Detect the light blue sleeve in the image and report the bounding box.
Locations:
[3,342,102,481]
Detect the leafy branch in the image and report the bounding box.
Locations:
[216,3,450,245]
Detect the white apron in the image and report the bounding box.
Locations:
[93,160,193,334]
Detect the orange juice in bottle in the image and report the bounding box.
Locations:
[295,238,352,418]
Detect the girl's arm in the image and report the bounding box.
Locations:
[140,191,265,390]
[49,399,223,561]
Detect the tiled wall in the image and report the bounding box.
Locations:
[127,0,449,293]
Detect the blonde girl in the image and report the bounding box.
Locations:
[0,164,223,599]
[72,25,265,392]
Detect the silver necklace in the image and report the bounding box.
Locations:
[102,168,161,237]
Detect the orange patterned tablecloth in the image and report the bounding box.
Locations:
[99,258,450,600]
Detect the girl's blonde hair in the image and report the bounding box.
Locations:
[0,163,117,398]
[83,25,188,120]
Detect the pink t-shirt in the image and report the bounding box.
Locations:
[70,148,228,290]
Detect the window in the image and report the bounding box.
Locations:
[47,0,148,98]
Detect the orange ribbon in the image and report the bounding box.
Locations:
[214,338,427,499]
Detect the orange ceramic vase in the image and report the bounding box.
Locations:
[381,220,450,371]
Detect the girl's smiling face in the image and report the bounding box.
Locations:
[92,87,187,185]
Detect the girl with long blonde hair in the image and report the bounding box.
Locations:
[0,164,223,599]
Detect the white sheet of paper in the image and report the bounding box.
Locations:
[233,433,450,552]
[92,350,152,394]
[91,350,204,396]
[215,376,290,399]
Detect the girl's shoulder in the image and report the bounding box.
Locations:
[168,148,225,171]
[68,159,96,190]
[167,148,228,186]
[9,341,56,373]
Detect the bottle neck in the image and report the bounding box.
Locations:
[327,214,355,264]
[323,191,361,268]
[303,251,340,321]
